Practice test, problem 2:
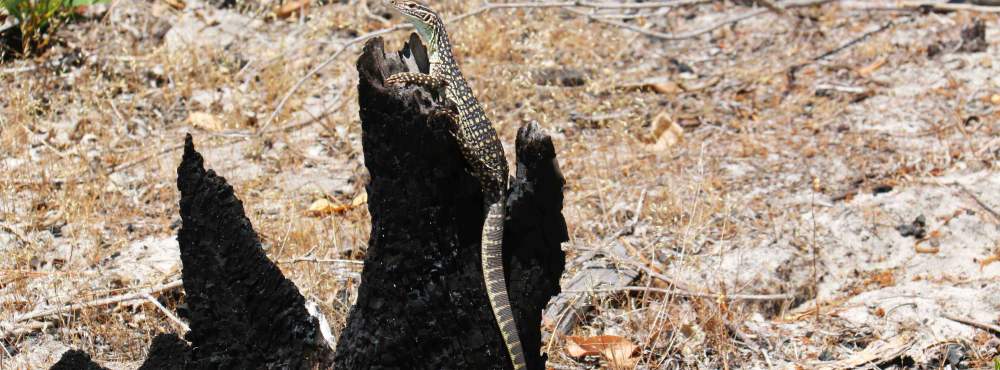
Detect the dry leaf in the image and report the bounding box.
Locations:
[163,0,186,10]
[651,81,681,95]
[564,337,593,357]
[914,244,940,254]
[980,254,1000,270]
[275,0,310,19]
[186,112,224,131]
[566,335,638,369]
[307,198,348,216]
[645,112,684,152]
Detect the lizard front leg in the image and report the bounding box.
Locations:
[428,108,461,140]
[385,72,448,89]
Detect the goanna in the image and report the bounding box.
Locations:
[384,1,525,369]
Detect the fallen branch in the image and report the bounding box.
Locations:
[564,286,795,301]
[0,279,183,337]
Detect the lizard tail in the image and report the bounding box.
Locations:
[481,201,526,370]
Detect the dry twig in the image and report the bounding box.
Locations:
[0,279,183,338]
[956,184,1000,222]
[143,293,190,333]
[564,286,795,301]
[0,223,30,246]
[942,314,1000,335]
[278,256,365,265]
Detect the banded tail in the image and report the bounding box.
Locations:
[481,201,526,370]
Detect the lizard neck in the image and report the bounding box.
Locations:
[418,20,455,76]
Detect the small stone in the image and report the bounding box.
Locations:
[945,344,966,366]
[896,215,926,239]
[959,19,986,53]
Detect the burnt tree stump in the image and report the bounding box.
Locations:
[50,136,336,370]
[333,36,567,370]
[166,135,335,368]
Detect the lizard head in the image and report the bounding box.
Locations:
[385,0,443,48]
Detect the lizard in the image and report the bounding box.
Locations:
[382,1,525,369]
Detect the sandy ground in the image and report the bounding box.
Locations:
[1,0,999,368]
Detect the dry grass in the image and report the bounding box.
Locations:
[2,0,999,368]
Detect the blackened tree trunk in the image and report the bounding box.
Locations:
[51,136,337,370]
[169,135,335,369]
[333,36,567,370]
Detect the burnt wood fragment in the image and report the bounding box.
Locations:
[333,36,567,370]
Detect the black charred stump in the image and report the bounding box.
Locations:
[49,350,108,370]
[333,36,567,370]
[137,333,191,370]
[50,136,335,369]
[163,134,334,368]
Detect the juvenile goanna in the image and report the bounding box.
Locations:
[383,1,525,369]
